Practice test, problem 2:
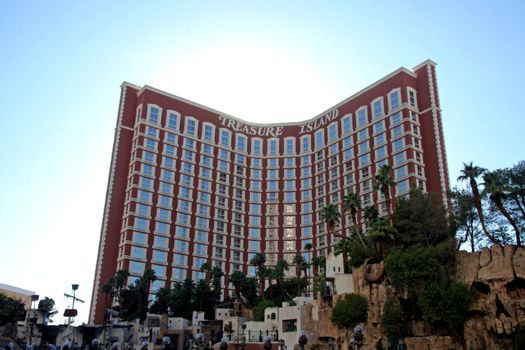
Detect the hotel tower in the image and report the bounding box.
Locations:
[89,59,450,324]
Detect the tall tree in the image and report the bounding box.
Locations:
[458,162,499,244]
[482,171,522,246]
[210,266,224,304]
[450,188,482,252]
[37,297,57,324]
[334,238,352,273]
[321,204,341,249]
[250,253,267,301]
[292,255,306,295]
[374,164,396,218]
[229,271,247,302]
[369,218,397,258]
[507,161,525,221]
[343,192,366,246]
[137,269,157,322]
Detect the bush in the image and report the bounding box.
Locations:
[251,300,276,321]
[349,240,377,267]
[331,293,368,329]
[385,246,444,295]
[382,298,405,339]
[419,281,474,335]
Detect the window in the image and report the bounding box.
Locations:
[220,129,231,147]
[185,118,196,135]
[236,134,247,152]
[357,107,367,127]
[131,246,147,259]
[359,154,370,167]
[152,250,167,263]
[358,129,368,141]
[341,114,352,134]
[393,138,404,151]
[269,139,278,156]
[391,112,402,125]
[285,138,295,154]
[372,98,383,118]
[203,124,214,141]
[301,136,311,153]
[130,261,145,275]
[133,231,147,244]
[389,89,400,111]
[165,132,177,144]
[392,125,403,138]
[397,179,409,193]
[315,130,324,148]
[252,139,262,155]
[376,146,387,160]
[328,123,338,142]
[167,112,178,130]
[358,141,369,154]
[283,319,297,333]
[408,88,417,108]
[373,121,385,134]
[374,133,386,146]
[148,106,160,124]
[396,166,407,179]
[394,151,406,165]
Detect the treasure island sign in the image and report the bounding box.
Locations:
[217,109,339,137]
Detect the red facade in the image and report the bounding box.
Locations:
[89,59,449,324]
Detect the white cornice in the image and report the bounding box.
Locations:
[125,63,426,129]
[413,59,437,72]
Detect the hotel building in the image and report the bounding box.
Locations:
[89,59,450,324]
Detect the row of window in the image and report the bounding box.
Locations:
[137,88,418,155]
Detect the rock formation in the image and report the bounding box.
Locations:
[304,245,525,349]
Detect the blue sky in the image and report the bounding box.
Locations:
[1,1,524,324]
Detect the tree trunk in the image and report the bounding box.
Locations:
[495,198,522,246]
[471,179,499,244]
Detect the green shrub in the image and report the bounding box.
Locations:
[331,293,368,329]
[349,240,376,267]
[385,246,444,295]
[419,281,474,335]
[382,298,405,339]
[251,300,276,321]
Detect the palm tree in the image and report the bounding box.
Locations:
[369,218,397,258]
[229,271,246,302]
[482,171,522,246]
[343,192,362,228]
[292,255,307,295]
[343,192,366,246]
[321,204,341,248]
[311,255,326,275]
[458,162,499,244]
[271,260,293,301]
[304,243,313,296]
[334,238,352,273]
[210,266,224,303]
[363,206,379,225]
[114,269,130,303]
[137,269,157,321]
[374,164,396,218]
[250,253,267,300]
[200,262,211,284]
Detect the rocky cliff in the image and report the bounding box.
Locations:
[305,245,525,350]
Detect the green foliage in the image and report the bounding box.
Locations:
[348,239,376,267]
[331,293,368,329]
[252,300,276,321]
[0,293,26,326]
[240,278,259,307]
[393,188,450,248]
[419,281,474,335]
[37,297,57,323]
[385,246,444,295]
[381,298,405,339]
